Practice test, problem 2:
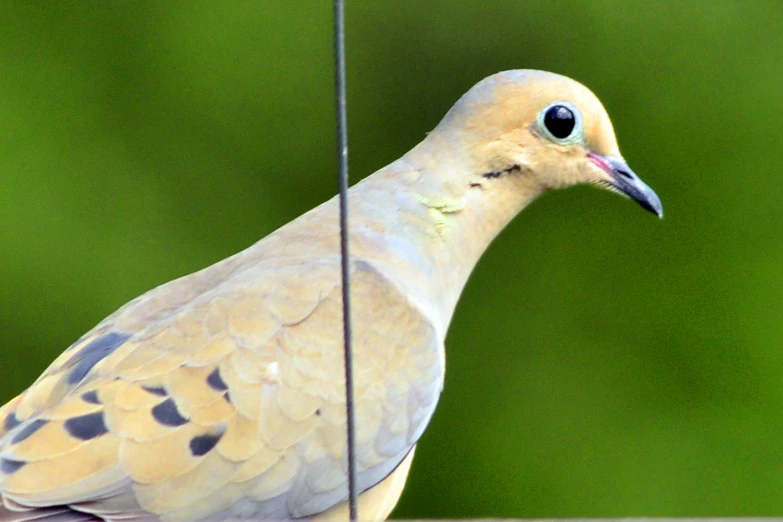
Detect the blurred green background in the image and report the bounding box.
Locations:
[1,1,782,518]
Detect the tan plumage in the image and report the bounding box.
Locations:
[0,70,662,522]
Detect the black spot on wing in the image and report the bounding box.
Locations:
[189,432,224,456]
[67,332,132,385]
[81,391,101,404]
[0,458,26,474]
[3,412,21,431]
[151,398,188,427]
[142,386,167,396]
[11,419,48,444]
[206,368,228,391]
[64,412,109,441]
[73,332,131,360]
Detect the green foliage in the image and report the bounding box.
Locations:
[1,1,781,517]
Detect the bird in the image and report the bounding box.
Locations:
[0,69,662,522]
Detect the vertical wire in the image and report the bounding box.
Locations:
[333,0,358,520]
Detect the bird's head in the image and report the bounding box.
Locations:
[433,69,663,217]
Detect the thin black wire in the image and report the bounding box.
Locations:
[333,0,358,520]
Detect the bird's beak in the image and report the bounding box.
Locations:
[588,153,663,218]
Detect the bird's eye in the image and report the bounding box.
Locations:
[543,105,576,139]
[536,101,584,145]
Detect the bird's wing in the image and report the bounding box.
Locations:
[0,255,443,522]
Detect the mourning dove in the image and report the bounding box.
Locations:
[0,70,662,522]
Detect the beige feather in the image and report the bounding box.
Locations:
[0,70,661,521]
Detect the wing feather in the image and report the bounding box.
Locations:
[1,257,443,521]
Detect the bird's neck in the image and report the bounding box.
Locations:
[348,139,544,336]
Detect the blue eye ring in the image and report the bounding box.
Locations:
[537,101,585,145]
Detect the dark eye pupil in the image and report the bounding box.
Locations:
[543,105,576,139]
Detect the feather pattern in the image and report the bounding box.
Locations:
[0,255,443,522]
[1,69,662,522]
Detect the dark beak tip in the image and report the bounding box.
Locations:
[639,194,663,219]
[588,153,663,220]
[644,190,664,219]
[641,197,664,219]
